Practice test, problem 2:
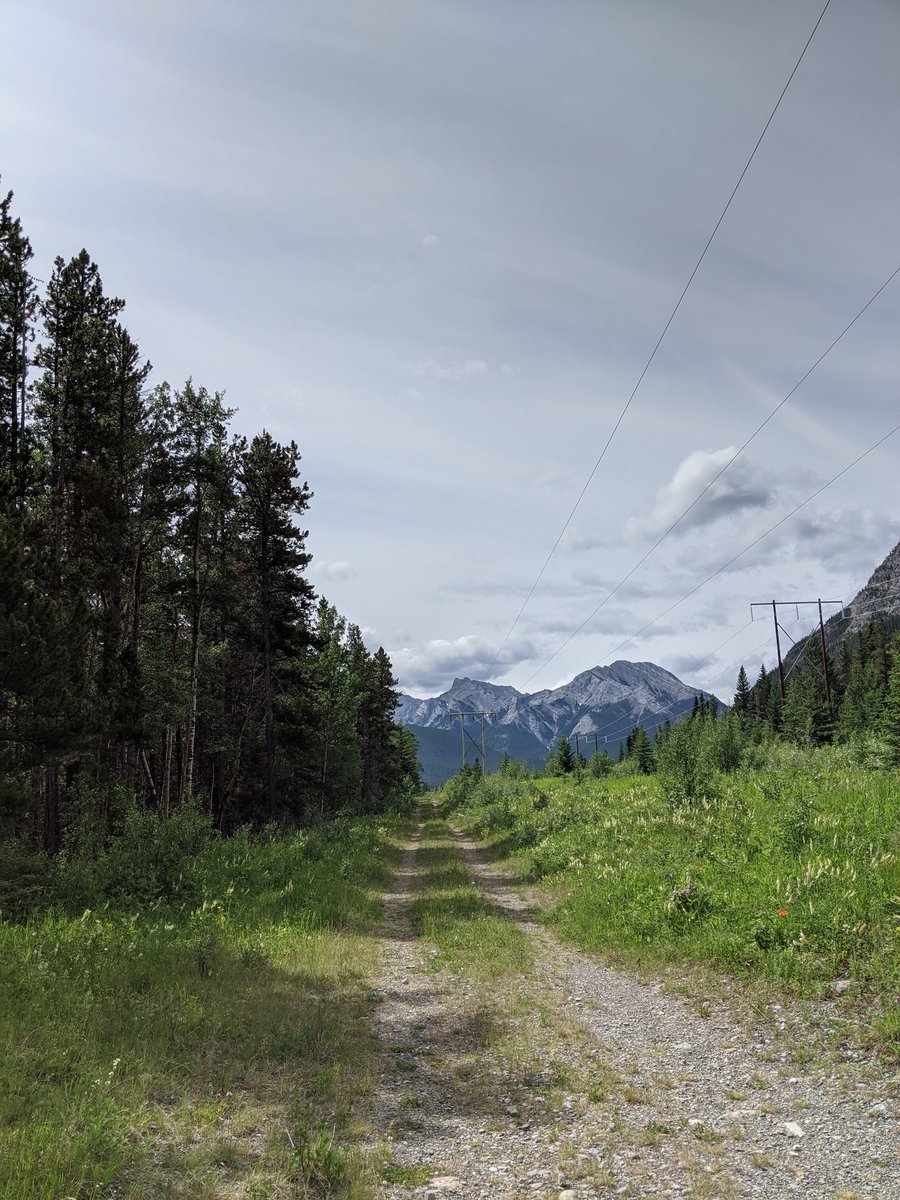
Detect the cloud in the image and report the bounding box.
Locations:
[625,447,776,540]
[534,465,577,490]
[420,232,439,247]
[391,632,537,694]
[411,358,488,380]
[312,560,356,581]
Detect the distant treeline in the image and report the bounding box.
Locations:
[0,184,419,856]
[535,615,900,784]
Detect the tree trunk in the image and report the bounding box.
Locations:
[159,725,173,819]
[42,764,60,854]
[262,588,277,820]
[182,507,203,804]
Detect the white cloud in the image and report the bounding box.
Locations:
[625,448,777,540]
[421,232,439,247]
[312,560,356,581]
[392,632,537,693]
[411,358,488,380]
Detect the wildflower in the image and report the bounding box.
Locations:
[778,909,789,918]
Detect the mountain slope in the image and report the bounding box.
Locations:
[783,536,900,672]
[399,660,719,784]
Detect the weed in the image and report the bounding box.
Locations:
[288,1124,349,1195]
[380,1160,432,1185]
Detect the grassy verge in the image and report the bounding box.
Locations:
[443,752,899,1053]
[0,815,409,1200]
[407,817,531,979]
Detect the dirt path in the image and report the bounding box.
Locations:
[363,809,898,1199]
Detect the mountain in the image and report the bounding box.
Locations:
[399,660,721,785]
[783,537,900,672]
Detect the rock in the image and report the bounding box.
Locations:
[559,1191,577,1200]
[784,1121,805,1138]
[427,1177,460,1193]
[833,978,854,996]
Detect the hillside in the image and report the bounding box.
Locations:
[783,536,900,672]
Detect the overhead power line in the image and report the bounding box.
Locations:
[571,418,900,673]
[521,260,900,684]
[487,0,833,677]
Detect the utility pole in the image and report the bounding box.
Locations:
[750,599,844,707]
[449,711,496,772]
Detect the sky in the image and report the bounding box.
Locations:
[2,0,899,699]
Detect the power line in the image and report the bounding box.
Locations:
[582,607,818,749]
[520,259,900,685]
[487,0,833,677]
[574,419,900,671]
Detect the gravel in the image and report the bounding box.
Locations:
[362,812,898,1199]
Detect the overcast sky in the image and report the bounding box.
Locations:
[2,0,898,698]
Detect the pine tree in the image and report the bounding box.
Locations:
[880,634,900,766]
[753,664,771,725]
[783,651,832,746]
[633,725,654,774]
[556,736,575,774]
[732,666,751,716]
[238,431,313,819]
[31,251,150,841]
[0,184,35,496]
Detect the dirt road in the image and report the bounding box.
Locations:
[362,808,897,1199]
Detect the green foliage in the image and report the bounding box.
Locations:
[0,813,401,1197]
[555,735,576,774]
[588,749,612,778]
[879,633,900,766]
[0,189,420,851]
[445,753,900,1011]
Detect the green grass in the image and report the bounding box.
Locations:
[445,750,899,1048]
[0,815,409,1199]
[407,818,531,979]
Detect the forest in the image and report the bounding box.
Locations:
[0,184,420,880]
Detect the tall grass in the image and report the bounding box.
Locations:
[0,814,407,1199]
[408,818,531,978]
[446,749,899,1049]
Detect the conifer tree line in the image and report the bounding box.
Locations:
[603,617,900,780]
[734,615,900,752]
[527,617,900,788]
[0,185,420,852]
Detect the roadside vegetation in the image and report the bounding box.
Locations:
[443,741,899,1056]
[0,808,411,1200]
[408,816,531,980]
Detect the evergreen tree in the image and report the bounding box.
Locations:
[555,735,575,774]
[588,749,612,778]
[782,651,832,746]
[238,431,313,819]
[32,251,150,842]
[880,634,900,766]
[752,664,771,725]
[732,666,751,716]
[0,184,35,496]
[633,725,654,774]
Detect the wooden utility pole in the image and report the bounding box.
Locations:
[750,599,844,707]
[449,711,496,771]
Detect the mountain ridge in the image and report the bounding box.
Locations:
[397,659,721,784]
[783,537,900,672]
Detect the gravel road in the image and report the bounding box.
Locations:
[363,811,898,1200]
